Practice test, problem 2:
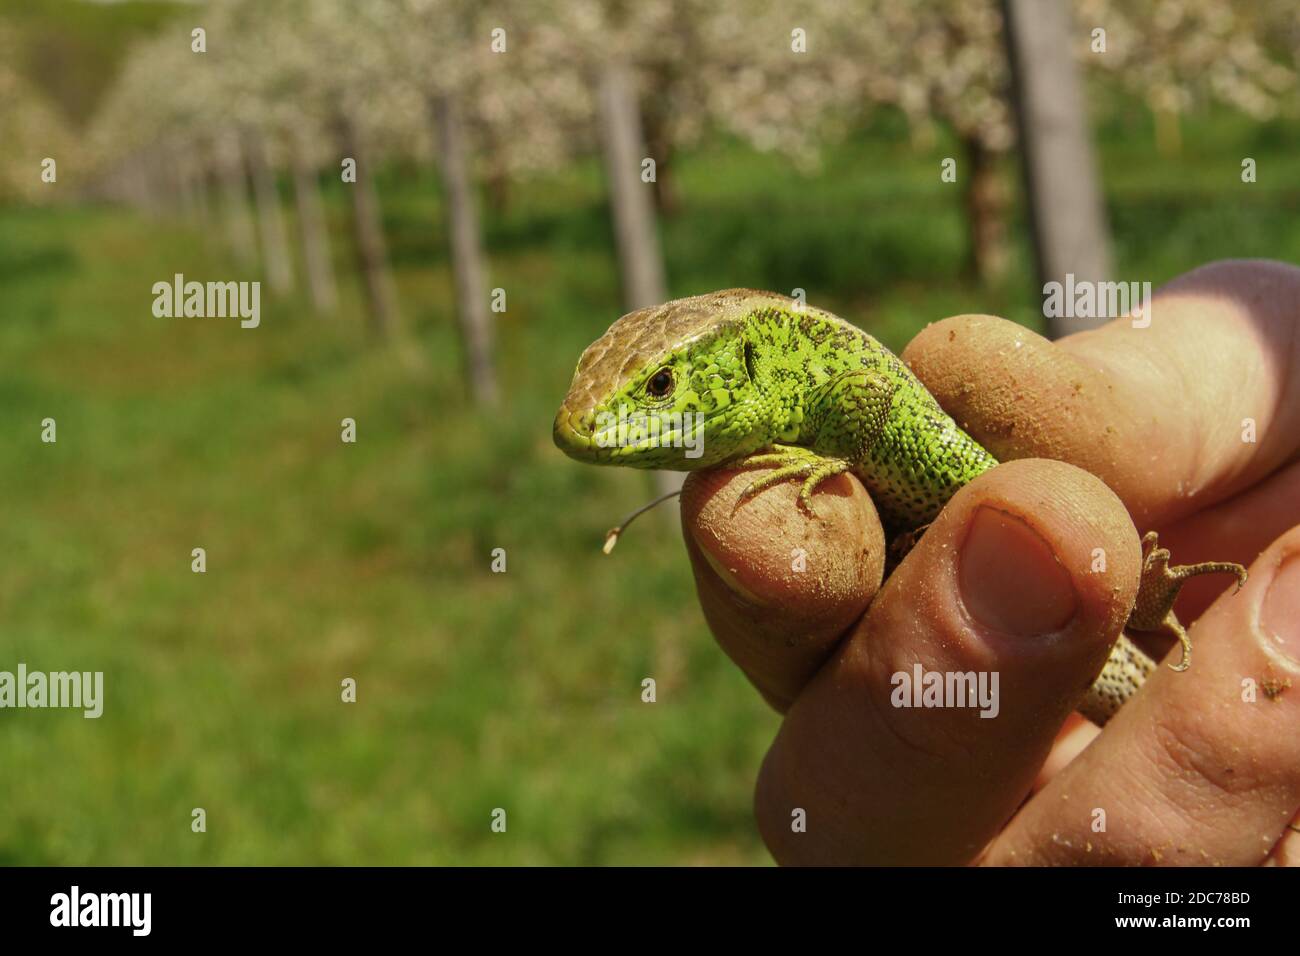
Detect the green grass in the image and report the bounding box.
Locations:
[1,109,1298,864]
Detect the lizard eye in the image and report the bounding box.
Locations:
[646,367,674,399]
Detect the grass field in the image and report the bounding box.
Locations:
[2,109,1298,864]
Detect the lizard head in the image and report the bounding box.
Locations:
[554,289,790,470]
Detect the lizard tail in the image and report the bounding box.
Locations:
[1079,633,1156,726]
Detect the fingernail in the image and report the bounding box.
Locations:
[690,531,766,606]
[1261,553,1300,663]
[959,507,1078,636]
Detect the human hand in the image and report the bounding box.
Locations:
[680,259,1300,865]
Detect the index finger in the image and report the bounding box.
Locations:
[902,259,1300,530]
[679,465,885,711]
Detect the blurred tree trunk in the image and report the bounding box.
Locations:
[189,149,211,227]
[1153,107,1182,156]
[431,92,499,406]
[183,159,215,254]
[172,158,191,219]
[480,126,512,217]
[485,166,511,217]
[961,135,1009,283]
[290,126,338,315]
[215,136,258,268]
[144,155,165,216]
[245,127,294,295]
[337,113,399,337]
[1001,0,1112,337]
[126,154,150,216]
[598,65,668,315]
[172,150,197,222]
[597,64,681,499]
[641,104,680,216]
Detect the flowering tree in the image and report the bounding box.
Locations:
[1079,0,1297,153]
[0,26,75,205]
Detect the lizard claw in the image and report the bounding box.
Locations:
[1127,531,1248,673]
[729,446,850,516]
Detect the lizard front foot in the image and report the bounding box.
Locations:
[730,444,852,515]
[1125,531,1248,672]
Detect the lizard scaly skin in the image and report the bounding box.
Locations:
[554,290,1247,724]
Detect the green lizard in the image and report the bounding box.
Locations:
[553,290,1247,724]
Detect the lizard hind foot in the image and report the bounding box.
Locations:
[886,522,932,575]
[1128,531,1249,672]
[730,445,851,516]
